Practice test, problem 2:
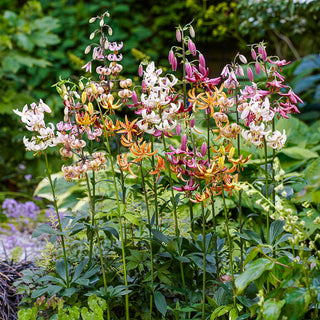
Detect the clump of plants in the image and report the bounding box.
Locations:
[11,10,320,320]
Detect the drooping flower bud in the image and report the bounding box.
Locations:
[176,124,181,136]
[247,66,254,81]
[85,45,91,54]
[89,31,95,40]
[89,17,96,23]
[200,142,207,157]
[189,26,195,38]
[237,65,244,77]
[255,62,261,74]
[138,64,143,77]
[239,54,247,64]
[261,48,267,61]
[81,91,87,104]
[100,19,104,27]
[251,48,257,60]
[185,62,192,77]
[176,29,182,42]
[88,102,94,115]
[108,27,113,36]
[132,91,138,104]
[188,40,196,56]
[181,134,187,151]
[199,53,206,67]
[190,118,195,128]
[168,50,175,65]
[172,57,177,71]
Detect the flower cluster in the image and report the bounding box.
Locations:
[13,100,57,153]
[2,198,40,220]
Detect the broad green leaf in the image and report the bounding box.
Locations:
[152,229,170,244]
[281,147,318,160]
[235,258,274,294]
[269,220,285,245]
[305,158,320,182]
[56,259,68,283]
[229,307,238,320]
[282,287,310,320]
[262,299,285,320]
[15,33,34,51]
[244,247,260,266]
[154,291,167,316]
[210,305,233,319]
[32,223,57,238]
[124,213,140,225]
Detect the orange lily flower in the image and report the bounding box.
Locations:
[117,115,138,142]
[101,94,122,112]
[130,140,158,163]
[117,153,137,177]
[76,111,96,128]
[104,118,120,136]
[149,155,166,182]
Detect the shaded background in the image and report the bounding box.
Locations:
[0,0,319,193]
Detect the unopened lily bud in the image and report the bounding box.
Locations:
[89,31,95,40]
[176,29,181,42]
[199,54,206,67]
[104,40,109,50]
[239,54,247,64]
[188,39,196,56]
[108,27,112,36]
[201,142,207,157]
[85,45,91,54]
[218,156,225,171]
[255,62,261,74]
[56,86,63,95]
[189,26,195,38]
[176,124,181,135]
[199,64,207,75]
[247,66,254,81]
[132,91,138,104]
[251,48,257,60]
[181,135,187,151]
[138,64,143,77]
[81,91,87,104]
[89,17,96,23]
[100,19,104,27]
[185,62,192,77]
[168,50,175,65]
[88,102,94,115]
[79,81,84,91]
[91,83,97,94]
[190,118,195,128]
[237,65,244,77]
[229,147,235,159]
[261,48,267,61]
[172,57,177,71]
[220,146,226,155]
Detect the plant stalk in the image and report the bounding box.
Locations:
[44,151,70,288]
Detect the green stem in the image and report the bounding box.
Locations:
[162,134,187,298]
[151,136,159,228]
[235,86,244,271]
[220,174,236,306]
[105,133,130,320]
[85,173,108,296]
[263,136,270,245]
[140,162,154,319]
[98,105,130,320]
[201,202,206,320]
[206,113,219,279]
[44,151,70,288]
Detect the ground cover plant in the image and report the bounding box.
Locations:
[7,9,320,320]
